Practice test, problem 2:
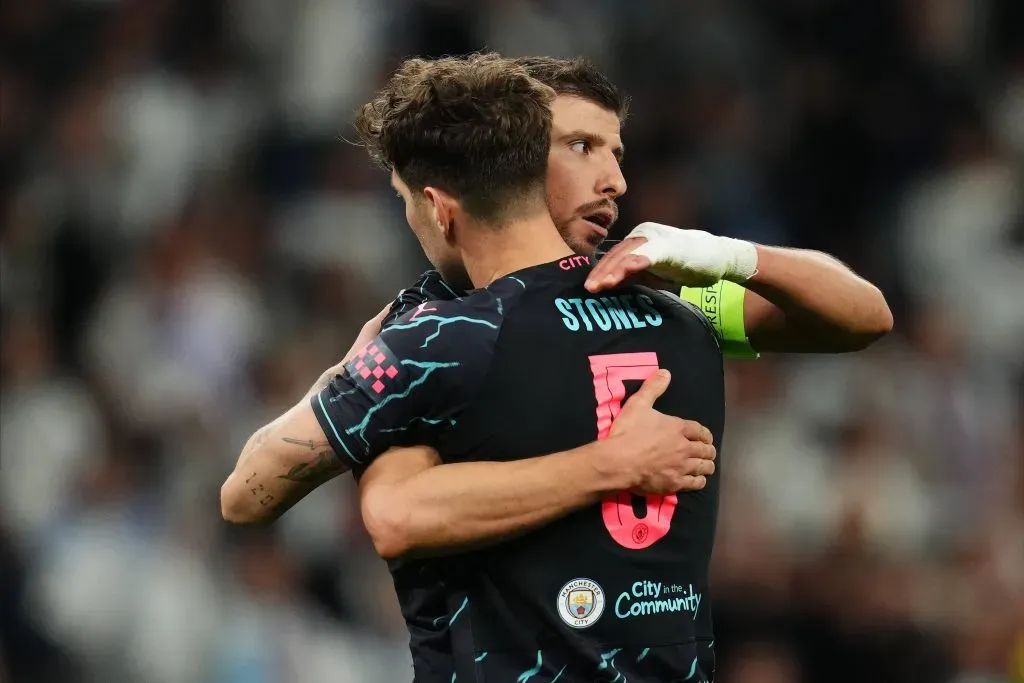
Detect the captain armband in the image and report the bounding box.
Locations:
[679,281,759,359]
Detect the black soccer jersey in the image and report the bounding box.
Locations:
[383,269,464,326]
[312,257,725,683]
[359,268,467,682]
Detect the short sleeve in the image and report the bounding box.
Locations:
[382,270,464,327]
[311,298,499,476]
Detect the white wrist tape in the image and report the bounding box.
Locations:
[628,222,758,284]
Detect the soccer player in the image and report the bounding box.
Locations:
[347,55,892,564]
[345,56,892,682]
[350,53,728,681]
[222,54,726,680]
[220,55,892,681]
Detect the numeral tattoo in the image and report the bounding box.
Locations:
[244,474,276,506]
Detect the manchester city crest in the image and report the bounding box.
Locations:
[556,578,605,628]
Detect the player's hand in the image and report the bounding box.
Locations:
[364,302,390,336]
[340,303,391,364]
[607,369,716,494]
[585,222,758,292]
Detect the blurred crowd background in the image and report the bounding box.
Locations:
[2,0,1022,682]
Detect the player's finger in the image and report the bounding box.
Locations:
[600,255,653,292]
[594,239,635,270]
[370,303,391,327]
[688,457,715,477]
[600,240,646,277]
[623,369,671,408]
[678,476,707,492]
[591,269,631,292]
[342,323,384,364]
[688,443,717,462]
[586,246,629,291]
[610,254,654,290]
[625,271,675,290]
[681,420,714,445]
[586,238,646,291]
[585,243,617,281]
[622,254,651,274]
[360,302,392,340]
[585,268,624,292]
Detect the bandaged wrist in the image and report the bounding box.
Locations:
[627,223,758,284]
[679,280,759,359]
[721,238,758,283]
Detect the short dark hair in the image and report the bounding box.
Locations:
[514,56,629,120]
[355,53,554,222]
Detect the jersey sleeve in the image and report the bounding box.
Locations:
[311,298,498,477]
[382,270,465,327]
[679,281,759,359]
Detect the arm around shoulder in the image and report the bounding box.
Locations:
[356,369,717,559]
[742,245,893,353]
[357,438,635,559]
[221,394,348,525]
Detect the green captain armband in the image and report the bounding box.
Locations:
[679,281,759,359]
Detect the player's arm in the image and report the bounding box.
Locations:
[358,370,716,559]
[221,273,458,525]
[587,223,893,355]
[736,245,893,353]
[220,305,396,524]
[225,299,492,525]
[359,444,620,559]
[220,334,377,525]
[220,389,346,525]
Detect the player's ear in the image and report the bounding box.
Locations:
[423,186,456,242]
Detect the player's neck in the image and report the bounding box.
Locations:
[462,212,574,288]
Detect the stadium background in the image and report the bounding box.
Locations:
[1,0,1022,681]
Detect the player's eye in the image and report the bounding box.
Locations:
[569,140,591,155]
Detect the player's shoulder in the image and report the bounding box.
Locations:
[379,287,504,362]
[405,284,505,320]
[643,286,705,318]
[384,270,464,326]
[636,286,723,349]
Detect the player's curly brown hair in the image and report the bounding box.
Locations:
[355,53,555,222]
[514,56,630,121]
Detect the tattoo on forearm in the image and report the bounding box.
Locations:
[244,473,276,506]
[277,437,343,484]
[281,437,330,451]
[277,453,340,483]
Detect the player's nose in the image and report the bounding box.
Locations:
[598,157,627,199]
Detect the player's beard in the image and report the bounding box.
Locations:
[557,200,618,257]
[558,217,610,257]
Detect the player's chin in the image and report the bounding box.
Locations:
[567,219,607,255]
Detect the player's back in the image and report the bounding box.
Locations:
[438,256,725,682]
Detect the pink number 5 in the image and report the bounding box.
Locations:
[590,352,678,550]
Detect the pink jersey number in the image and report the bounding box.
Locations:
[589,352,678,550]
